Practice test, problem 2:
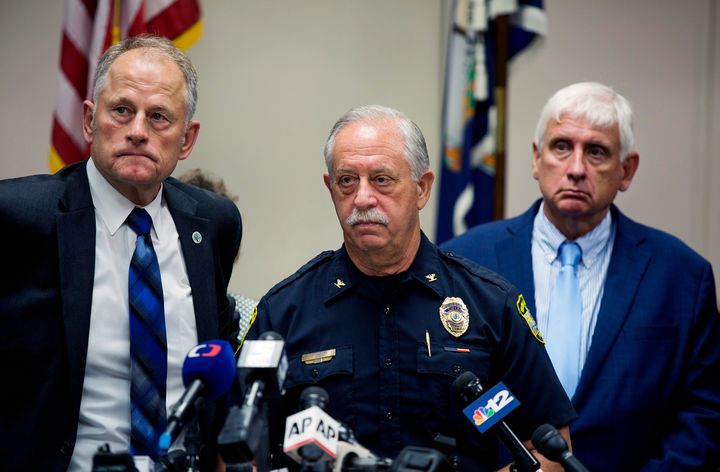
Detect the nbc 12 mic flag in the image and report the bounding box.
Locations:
[49,0,202,173]
[436,0,546,244]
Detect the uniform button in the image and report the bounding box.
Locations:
[386,411,393,420]
[384,357,392,367]
[452,364,462,374]
[384,307,391,315]
[311,368,320,378]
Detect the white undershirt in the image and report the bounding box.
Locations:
[69,158,198,471]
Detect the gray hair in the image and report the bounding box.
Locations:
[92,34,198,124]
[534,82,635,160]
[323,105,430,181]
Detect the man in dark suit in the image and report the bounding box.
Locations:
[442,81,720,470]
[0,36,242,471]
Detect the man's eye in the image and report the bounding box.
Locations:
[588,146,607,157]
[115,106,129,114]
[554,141,571,152]
[337,176,355,187]
[150,112,167,122]
[374,176,392,185]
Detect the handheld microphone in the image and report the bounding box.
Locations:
[158,340,236,452]
[452,371,540,472]
[218,331,288,469]
[283,386,339,468]
[531,424,589,472]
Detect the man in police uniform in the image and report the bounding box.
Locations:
[247,105,575,470]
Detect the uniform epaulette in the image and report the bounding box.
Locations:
[438,247,514,292]
[263,250,336,297]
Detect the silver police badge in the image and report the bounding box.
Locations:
[439,297,469,337]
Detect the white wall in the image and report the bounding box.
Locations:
[1,0,717,303]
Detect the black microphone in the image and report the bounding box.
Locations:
[531,424,589,472]
[452,371,540,472]
[153,449,187,472]
[218,331,288,470]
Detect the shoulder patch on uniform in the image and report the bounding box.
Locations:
[263,250,335,297]
[516,294,544,344]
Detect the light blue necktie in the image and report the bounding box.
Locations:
[127,208,167,458]
[546,241,582,398]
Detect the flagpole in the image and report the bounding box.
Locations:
[493,13,509,221]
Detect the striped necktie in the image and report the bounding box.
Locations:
[546,241,583,398]
[126,207,167,457]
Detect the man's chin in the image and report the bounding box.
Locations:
[347,232,389,251]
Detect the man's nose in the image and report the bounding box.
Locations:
[126,114,149,144]
[566,147,587,180]
[353,178,377,208]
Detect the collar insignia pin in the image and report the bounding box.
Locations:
[334,279,346,289]
[425,273,438,282]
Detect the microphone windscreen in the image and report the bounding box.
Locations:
[182,340,236,400]
[299,386,330,410]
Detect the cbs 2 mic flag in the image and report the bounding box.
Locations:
[436,0,546,243]
[49,0,202,172]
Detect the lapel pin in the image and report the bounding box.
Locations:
[192,231,202,244]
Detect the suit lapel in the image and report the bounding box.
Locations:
[496,202,540,314]
[164,184,218,342]
[56,164,97,407]
[573,209,650,405]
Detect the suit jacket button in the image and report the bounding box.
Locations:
[59,440,72,455]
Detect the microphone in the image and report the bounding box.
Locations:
[158,340,236,452]
[283,386,339,468]
[217,331,288,469]
[531,424,589,472]
[153,449,187,472]
[452,371,540,472]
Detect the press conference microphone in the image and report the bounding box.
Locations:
[531,424,589,472]
[218,331,288,469]
[452,372,541,472]
[284,386,339,471]
[158,340,236,452]
[153,449,187,472]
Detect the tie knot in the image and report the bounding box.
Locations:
[558,241,582,268]
[126,208,152,236]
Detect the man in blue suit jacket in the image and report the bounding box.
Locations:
[0,36,242,471]
[442,82,720,470]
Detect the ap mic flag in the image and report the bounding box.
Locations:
[436,0,546,244]
[49,0,202,172]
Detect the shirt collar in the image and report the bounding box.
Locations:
[323,231,444,303]
[534,201,614,268]
[87,157,165,239]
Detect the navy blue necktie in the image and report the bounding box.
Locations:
[546,241,583,398]
[126,208,167,457]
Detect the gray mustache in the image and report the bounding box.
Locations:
[346,208,389,226]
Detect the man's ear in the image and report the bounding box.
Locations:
[531,141,541,181]
[82,100,95,145]
[416,170,435,210]
[178,120,200,161]
[619,152,640,192]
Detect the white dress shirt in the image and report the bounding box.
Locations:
[69,158,198,471]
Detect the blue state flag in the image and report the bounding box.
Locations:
[436,0,547,244]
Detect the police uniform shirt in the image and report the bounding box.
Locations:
[250,233,576,470]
